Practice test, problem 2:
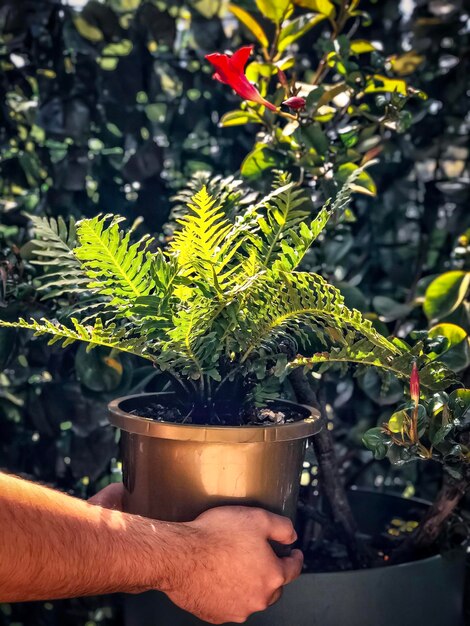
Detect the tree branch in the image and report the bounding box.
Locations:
[391,473,468,564]
[289,368,370,568]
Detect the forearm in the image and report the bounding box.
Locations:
[0,472,188,601]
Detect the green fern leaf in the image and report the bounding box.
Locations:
[0,317,153,360]
[170,186,247,293]
[237,271,400,363]
[292,337,457,392]
[29,215,90,298]
[75,214,155,311]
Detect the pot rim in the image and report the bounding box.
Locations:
[108,392,321,442]
[298,548,464,578]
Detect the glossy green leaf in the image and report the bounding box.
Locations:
[423,271,470,322]
[220,110,262,127]
[75,345,124,392]
[240,145,284,179]
[229,4,269,48]
[278,14,326,52]
[301,123,328,154]
[449,389,470,422]
[373,296,413,322]
[293,0,335,17]
[362,427,389,459]
[350,40,376,54]
[255,0,292,24]
[337,163,377,196]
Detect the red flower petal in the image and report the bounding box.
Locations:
[230,45,254,73]
[205,47,277,112]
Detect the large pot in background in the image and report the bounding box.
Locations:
[122,490,466,626]
[108,392,321,522]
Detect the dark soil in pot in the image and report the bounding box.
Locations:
[129,399,301,426]
[125,393,304,426]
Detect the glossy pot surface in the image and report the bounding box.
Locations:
[108,392,321,522]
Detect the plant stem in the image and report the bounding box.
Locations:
[289,368,370,568]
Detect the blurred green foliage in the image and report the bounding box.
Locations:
[0,0,469,624]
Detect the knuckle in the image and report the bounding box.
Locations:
[271,572,285,588]
[251,508,270,525]
[256,599,270,612]
[267,564,285,588]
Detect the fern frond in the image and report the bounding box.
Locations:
[169,186,246,293]
[254,176,309,270]
[168,173,247,235]
[75,215,155,311]
[237,271,400,363]
[0,317,154,361]
[292,338,457,391]
[29,216,90,298]
[272,166,367,272]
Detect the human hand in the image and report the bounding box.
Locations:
[167,506,303,624]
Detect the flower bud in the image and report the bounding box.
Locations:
[410,361,420,406]
[283,96,306,110]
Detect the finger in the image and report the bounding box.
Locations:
[280,549,303,585]
[264,512,297,545]
[268,587,283,607]
[88,483,124,511]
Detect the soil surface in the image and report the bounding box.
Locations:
[129,401,303,426]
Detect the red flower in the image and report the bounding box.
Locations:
[205,45,277,111]
[410,361,420,406]
[283,96,306,110]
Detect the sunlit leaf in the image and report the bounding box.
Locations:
[102,40,133,56]
[428,323,467,354]
[241,144,284,179]
[389,51,425,76]
[293,0,335,17]
[337,163,377,196]
[255,0,292,24]
[74,17,103,42]
[423,271,470,322]
[350,39,377,54]
[365,74,408,96]
[229,4,269,48]
[388,410,406,434]
[220,110,262,127]
[278,13,326,52]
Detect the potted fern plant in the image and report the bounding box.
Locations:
[0,171,434,523]
[0,170,461,625]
